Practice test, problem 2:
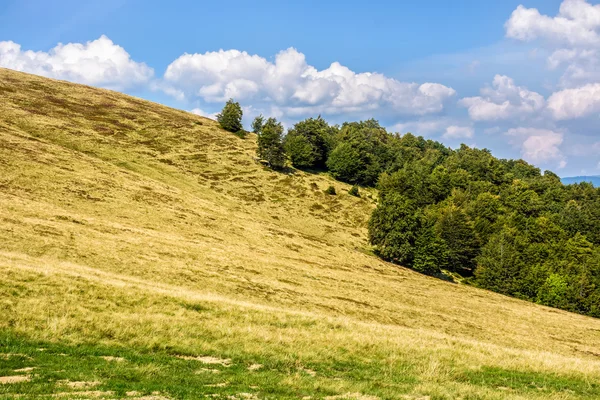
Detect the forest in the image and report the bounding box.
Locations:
[218,99,600,318]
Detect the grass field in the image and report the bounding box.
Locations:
[1,67,600,399]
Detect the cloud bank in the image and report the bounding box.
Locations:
[162,48,456,117]
[0,35,153,90]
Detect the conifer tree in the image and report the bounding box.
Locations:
[216,99,243,133]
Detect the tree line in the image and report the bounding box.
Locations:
[216,99,600,318]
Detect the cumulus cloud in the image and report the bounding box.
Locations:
[547,83,600,119]
[190,108,218,120]
[506,1,600,98]
[505,127,566,167]
[459,75,545,121]
[162,48,456,117]
[392,119,449,136]
[443,125,474,139]
[0,35,153,90]
[547,48,600,87]
[505,0,600,47]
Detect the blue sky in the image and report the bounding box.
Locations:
[1,0,599,177]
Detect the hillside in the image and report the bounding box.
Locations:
[1,68,600,399]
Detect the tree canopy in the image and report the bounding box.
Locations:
[217,99,243,133]
[257,117,286,169]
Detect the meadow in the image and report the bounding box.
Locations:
[1,68,600,399]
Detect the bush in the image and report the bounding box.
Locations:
[234,129,247,139]
[217,99,243,133]
[325,185,336,195]
[348,186,360,197]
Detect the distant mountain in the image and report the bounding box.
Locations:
[561,175,600,187]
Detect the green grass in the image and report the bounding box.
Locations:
[3,330,599,399]
[1,68,600,399]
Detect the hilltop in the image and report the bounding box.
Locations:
[1,68,600,399]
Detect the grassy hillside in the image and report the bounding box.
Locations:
[1,68,600,399]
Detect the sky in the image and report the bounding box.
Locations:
[1,0,599,177]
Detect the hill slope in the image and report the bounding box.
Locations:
[1,68,600,399]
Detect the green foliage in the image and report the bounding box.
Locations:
[325,185,336,195]
[348,185,360,197]
[251,114,264,134]
[360,123,600,317]
[413,227,448,275]
[284,116,336,169]
[368,194,421,265]
[284,133,314,169]
[257,117,286,169]
[327,142,363,184]
[216,99,243,133]
[536,273,569,309]
[327,119,389,186]
[435,205,479,272]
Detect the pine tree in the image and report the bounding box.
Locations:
[216,99,243,133]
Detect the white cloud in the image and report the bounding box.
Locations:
[505,0,600,47]
[162,48,456,117]
[190,108,217,120]
[548,48,600,87]
[547,82,600,119]
[566,141,600,156]
[484,126,502,135]
[459,75,545,121]
[505,127,566,166]
[0,35,153,90]
[392,119,448,135]
[506,1,600,92]
[443,125,474,139]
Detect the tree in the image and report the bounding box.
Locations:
[217,99,243,133]
[435,205,479,273]
[327,142,364,184]
[475,228,524,295]
[257,117,286,169]
[327,119,389,186]
[284,116,335,169]
[413,226,448,275]
[251,114,264,134]
[368,193,421,265]
[283,133,314,169]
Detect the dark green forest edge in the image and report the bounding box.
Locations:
[218,99,600,318]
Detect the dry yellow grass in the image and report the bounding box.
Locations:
[1,68,600,399]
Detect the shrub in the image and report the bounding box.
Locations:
[234,129,247,138]
[217,99,243,133]
[348,186,360,197]
[325,185,336,195]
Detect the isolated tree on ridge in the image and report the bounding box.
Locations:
[217,99,243,133]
